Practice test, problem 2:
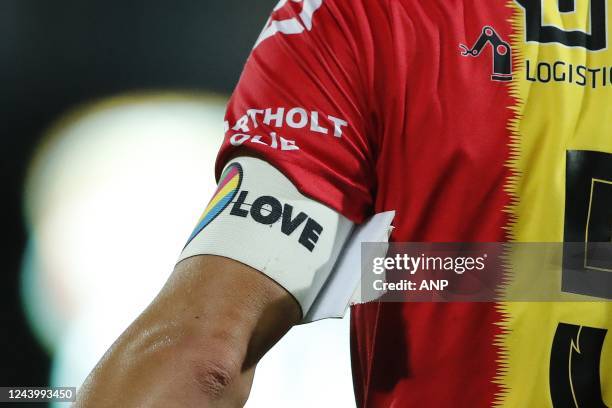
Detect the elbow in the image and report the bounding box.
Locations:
[190,345,251,404]
[124,318,251,404]
[192,358,239,399]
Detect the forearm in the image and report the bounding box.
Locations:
[75,255,301,407]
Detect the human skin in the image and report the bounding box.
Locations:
[74,255,301,407]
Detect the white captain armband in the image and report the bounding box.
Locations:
[178,156,355,322]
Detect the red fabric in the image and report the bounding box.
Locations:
[216,0,377,223]
[217,1,514,406]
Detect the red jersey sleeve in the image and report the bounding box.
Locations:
[215,0,376,223]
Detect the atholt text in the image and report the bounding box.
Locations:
[224,107,350,151]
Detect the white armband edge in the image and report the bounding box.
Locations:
[177,156,354,321]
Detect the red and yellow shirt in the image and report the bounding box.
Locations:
[217,0,612,406]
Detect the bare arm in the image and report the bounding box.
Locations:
[75,255,301,407]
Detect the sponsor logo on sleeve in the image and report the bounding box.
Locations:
[224,107,350,152]
[254,0,324,50]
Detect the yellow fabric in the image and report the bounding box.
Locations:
[496,1,612,406]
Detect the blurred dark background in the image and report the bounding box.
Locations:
[0,0,274,386]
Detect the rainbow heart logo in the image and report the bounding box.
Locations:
[185,162,243,246]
